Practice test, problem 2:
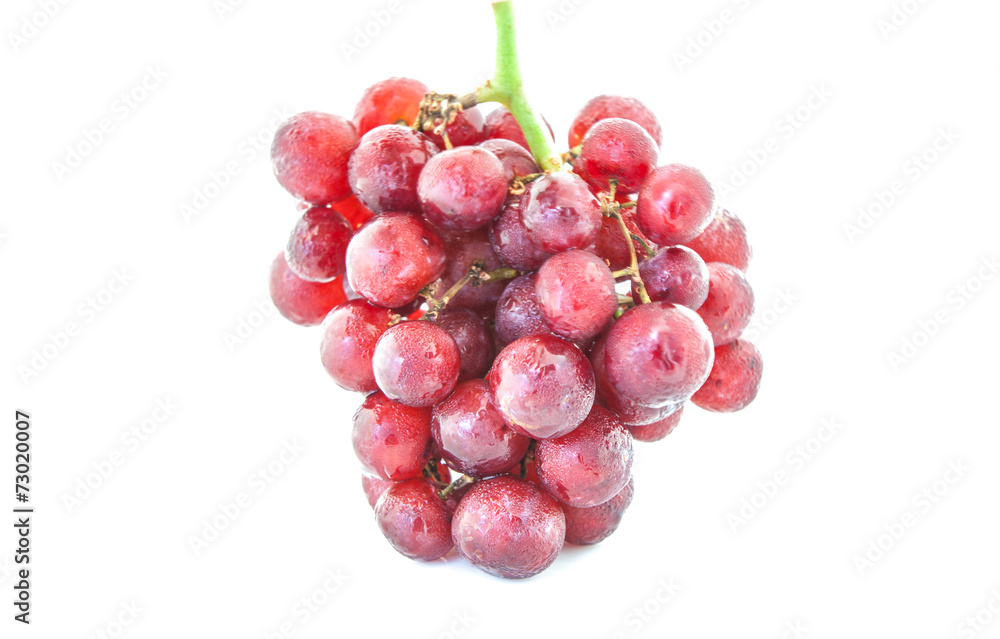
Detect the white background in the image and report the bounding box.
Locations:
[2,0,999,636]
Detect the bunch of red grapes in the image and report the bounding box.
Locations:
[267,77,762,579]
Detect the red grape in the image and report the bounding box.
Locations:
[636,164,715,246]
[605,302,714,407]
[331,194,375,230]
[685,208,752,272]
[494,273,553,345]
[489,333,595,440]
[425,106,487,148]
[484,107,554,151]
[373,320,460,407]
[636,245,710,310]
[418,147,507,231]
[271,112,358,206]
[352,391,433,481]
[489,198,552,271]
[590,332,680,426]
[362,474,395,509]
[627,405,684,443]
[345,212,447,308]
[696,262,755,346]
[348,124,439,214]
[520,172,602,253]
[285,206,353,282]
[535,406,633,508]
[562,478,634,545]
[577,118,658,194]
[691,340,763,412]
[436,308,495,382]
[568,95,663,148]
[478,138,539,182]
[451,475,565,579]
[536,250,617,342]
[268,252,347,326]
[319,299,394,392]
[353,77,428,136]
[433,227,507,315]
[375,477,454,561]
[431,380,530,477]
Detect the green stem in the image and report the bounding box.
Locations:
[476,1,563,173]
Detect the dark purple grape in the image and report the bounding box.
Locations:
[489,198,552,271]
[436,308,495,382]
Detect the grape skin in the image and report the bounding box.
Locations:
[691,340,763,412]
[605,302,715,408]
[562,478,634,545]
[352,391,433,481]
[451,476,566,579]
[372,320,461,408]
[431,379,530,477]
[345,212,447,309]
[271,112,358,206]
[696,262,755,347]
[375,477,455,561]
[347,124,439,214]
[319,299,394,393]
[489,333,596,440]
[268,252,347,327]
[535,250,617,342]
[535,405,634,508]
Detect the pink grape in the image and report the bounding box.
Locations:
[431,380,530,477]
[605,302,714,407]
[568,95,663,148]
[628,405,684,443]
[372,320,460,407]
[319,299,394,393]
[451,476,565,579]
[562,478,634,545]
[271,112,358,206]
[285,206,353,282]
[696,262,755,346]
[352,391,433,481]
[268,252,347,326]
[535,406,633,508]
[489,333,595,440]
[577,118,658,194]
[685,208,752,272]
[691,340,763,412]
[520,172,602,253]
[375,477,454,561]
[636,164,715,246]
[418,146,507,231]
[535,250,617,342]
[348,124,439,214]
[345,212,447,309]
